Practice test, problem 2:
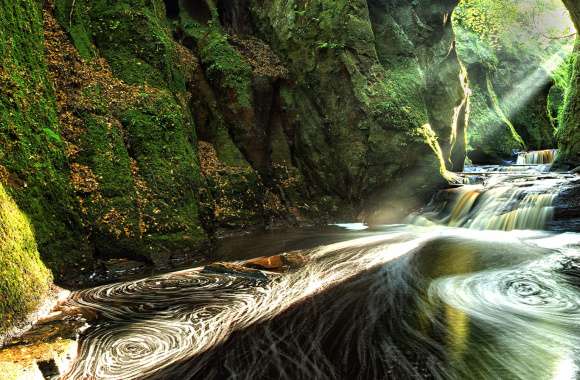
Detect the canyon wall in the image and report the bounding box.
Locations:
[453,2,565,164]
[556,0,580,169]
[2,0,466,330]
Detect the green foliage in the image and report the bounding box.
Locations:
[453,0,569,46]
[454,0,574,160]
[42,128,62,142]
[453,0,519,45]
[547,55,572,129]
[554,43,580,167]
[316,41,344,50]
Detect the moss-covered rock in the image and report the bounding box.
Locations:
[553,0,580,169]
[44,1,210,262]
[555,38,580,169]
[53,0,467,226]
[0,0,495,332]
[462,67,526,163]
[547,59,570,130]
[0,183,52,334]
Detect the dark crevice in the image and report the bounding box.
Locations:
[182,0,211,25]
[164,0,180,19]
[217,0,254,34]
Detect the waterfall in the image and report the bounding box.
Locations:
[445,185,556,230]
[516,149,558,165]
[409,164,566,231]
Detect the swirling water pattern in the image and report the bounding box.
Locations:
[64,231,429,379]
[62,226,580,380]
[62,164,579,379]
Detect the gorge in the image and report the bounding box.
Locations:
[0,0,579,379]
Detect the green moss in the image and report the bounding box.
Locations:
[53,0,96,59]
[0,183,52,333]
[214,126,251,168]
[120,92,206,243]
[49,0,210,256]
[73,115,141,255]
[511,93,555,150]
[555,41,580,168]
[250,0,449,203]
[79,117,134,198]
[63,89,209,258]
[202,167,265,229]
[55,0,187,92]
[181,19,253,109]
[548,54,572,130]
[547,84,566,129]
[453,3,571,160]
[0,0,91,276]
[365,64,429,130]
[464,74,527,163]
[486,75,526,148]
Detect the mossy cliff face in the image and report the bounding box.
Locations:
[556,42,580,169]
[249,0,467,218]
[555,0,580,169]
[48,0,209,264]
[0,1,92,278]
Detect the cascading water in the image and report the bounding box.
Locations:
[410,175,562,230]
[516,149,558,165]
[7,152,577,380]
[409,150,569,231]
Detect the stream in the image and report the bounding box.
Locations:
[14,152,580,379]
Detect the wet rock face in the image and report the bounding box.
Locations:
[452,0,574,166]
[549,175,580,232]
[52,0,467,232]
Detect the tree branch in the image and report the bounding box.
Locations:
[69,0,76,28]
[541,32,577,40]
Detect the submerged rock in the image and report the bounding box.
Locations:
[202,251,308,281]
[202,263,270,282]
[243,252,309,272]
[0,304,84,380]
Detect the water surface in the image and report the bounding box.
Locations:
[60,161,580,379]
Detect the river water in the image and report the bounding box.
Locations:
[56,155,580,380]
